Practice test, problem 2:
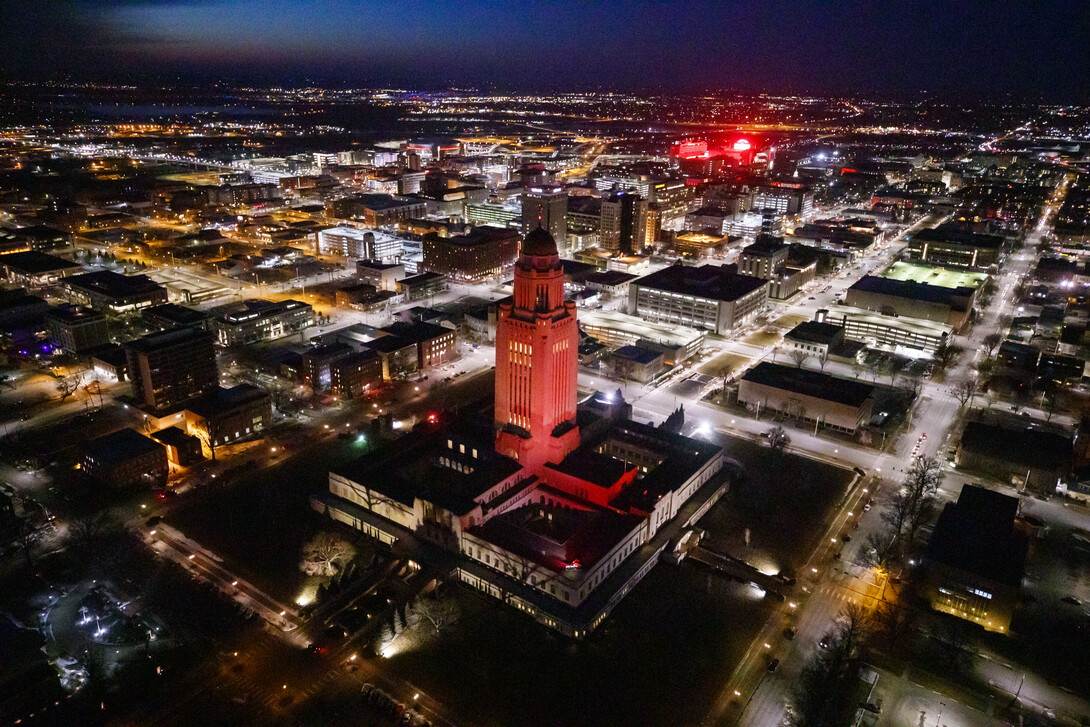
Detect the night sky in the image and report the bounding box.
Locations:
[4,0,1089,98]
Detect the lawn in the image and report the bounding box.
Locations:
[166,437,367,604]
[382,560,776,727]
[701,432,857,575]
[699,352,752,380]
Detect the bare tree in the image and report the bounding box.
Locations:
[56,373,84,403]
[300,532,356,578]
[902,456,944,546]
[766,425,790,453]
[982,332,1003,357]
[816,349,830,373]
[952,379,977,408]
[933,341,964,370]
[898,372,923,398]
[412,589,461,634]
[789,348,810,369]
[858,530,899,573]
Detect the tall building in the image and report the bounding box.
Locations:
[125,327,218,414]
[600,191,649,255]
[495,227,581,471]
[521,187,568,255]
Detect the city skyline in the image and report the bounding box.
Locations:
[3,1,1088,99]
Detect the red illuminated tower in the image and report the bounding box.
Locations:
[495,227,580,471]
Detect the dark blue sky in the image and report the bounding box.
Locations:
[4,0,1088,98]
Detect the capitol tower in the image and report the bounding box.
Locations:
[494,226,580,471]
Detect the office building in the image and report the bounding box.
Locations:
[738,362,875,434]
[0,251,81,288]
[46,304,110,354]
[600,191,649,255]
[522,187,568,255]
[125,327,218,414]
[326,194,428,228]
[64,271,168,313]
[356,260,404,292]
[213,299,313,346]
[627,264,768,335]
[82,428,168,488]
[920,485,1027,634]
[422,226,519,283]
[184,384,273,457]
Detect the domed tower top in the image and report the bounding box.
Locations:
[522,226,559,258]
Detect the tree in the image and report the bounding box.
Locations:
[898,372,923,399]
[882,356,906,385]
[765,425,789,453]
[816,350,830,373]
[902,455,944,546]
[789,348,810,369]
[69,515,111,566]
[952,379,977,408]
[300,532,355,578]
[982,332,1003,357]
[790,604,872,727]
[55,373,83,403]
[933,341,963,370]
[412,588,461,634]
[858,530,899,573]
[975,357,996,385]
[192,418,221,461]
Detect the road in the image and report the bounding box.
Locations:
[688,175,1079,726]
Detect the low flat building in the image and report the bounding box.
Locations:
[82,428,168,488]
[920,485,1027,634]
[149,426,204,467]
[46,304,110,353]
[64,271,167,313]
[184,384,272,457]
[0,251,81,288]
[738,361,875,434]
[844,275,977,329]
[782,320,863,363]
[396,271,447,301]
[956,418,1073,494]
[356,259,404,291]
[815,307,952,354]
[578,310,705,365]
[907,225,1005,269]
[213,299,313,346]
[142,303,211,331]
[627,264,768,336]
[583,271,637,299]
[612,345,665,383]
[670,231,731,258]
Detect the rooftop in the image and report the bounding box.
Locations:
[85,428,163,465]
[741,361,875,407]
[960,419,1073,471]
[65,270,165,298]
[124,326,212,355]
[0,251,81,275]
[785,320,844,345]
[633,263,767,303]
[849,274,976,306]
[925,484,1028,588]
[881,261,989,290]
